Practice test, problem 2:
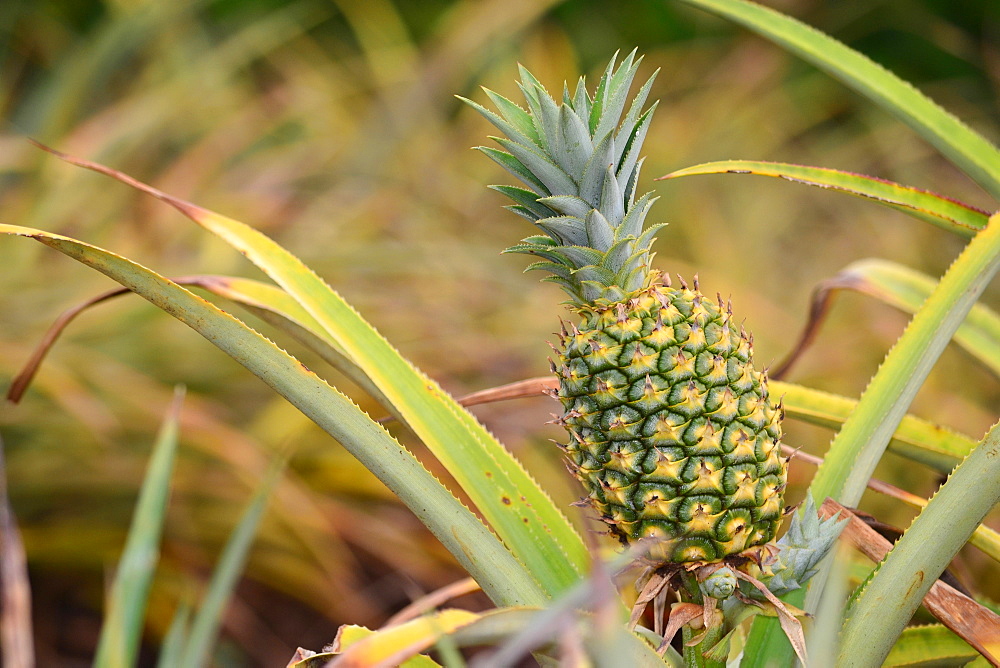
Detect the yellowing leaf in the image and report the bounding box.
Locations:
[330,609,480,667]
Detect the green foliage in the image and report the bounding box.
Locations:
[464,51,662,304]
[1,0,998,665]
[662,160,990,237]
[180,459,284,667]
[797,258,1000,378]
[841,421,1000,666]
[94,390,183,668]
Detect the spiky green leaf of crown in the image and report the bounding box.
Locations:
[462,50,662,305]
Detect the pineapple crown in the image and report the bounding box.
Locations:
[462,50,663,307]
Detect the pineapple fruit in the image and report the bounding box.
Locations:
[465,52,787,566]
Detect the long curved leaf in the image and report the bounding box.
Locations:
[0,223,548,609]
[785,259,1000,379]
[670,0,1000,199]
[660,160,989,237]
[188,276,396,413]
[37,146,589,596]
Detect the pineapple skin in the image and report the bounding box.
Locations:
[555,274,786,564]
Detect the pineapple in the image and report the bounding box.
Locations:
[464,52,787,566]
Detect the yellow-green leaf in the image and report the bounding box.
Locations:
[38,147,588,597]
[329,610,479,667]
[885,625,980,667]
[670,0,1000,199]
[660,160,988,237]
[0,222,547,609]
[811,259,1000,378]
[773,381,975,474]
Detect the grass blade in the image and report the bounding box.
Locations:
[0,223,548,609]
[34,145,588,597]
[156,602,191,668]
[659,160,989,237]
[839,423,1000,666]
[94,387,184,668]
[179,459,283,668]
[670,0,1000,199]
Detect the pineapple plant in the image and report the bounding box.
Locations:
[464,51,788,569]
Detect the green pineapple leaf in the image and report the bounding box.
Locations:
[27,142,593,598]
[490,185,558,220]
[0,221,550,609]
[671,0,1000,199]
[840,420,1000,666]
[660,160,989,237]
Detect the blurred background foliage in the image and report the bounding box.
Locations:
[0,0,997,664]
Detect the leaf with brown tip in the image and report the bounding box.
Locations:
[659,160,988,237]
[773,258,1000,380]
